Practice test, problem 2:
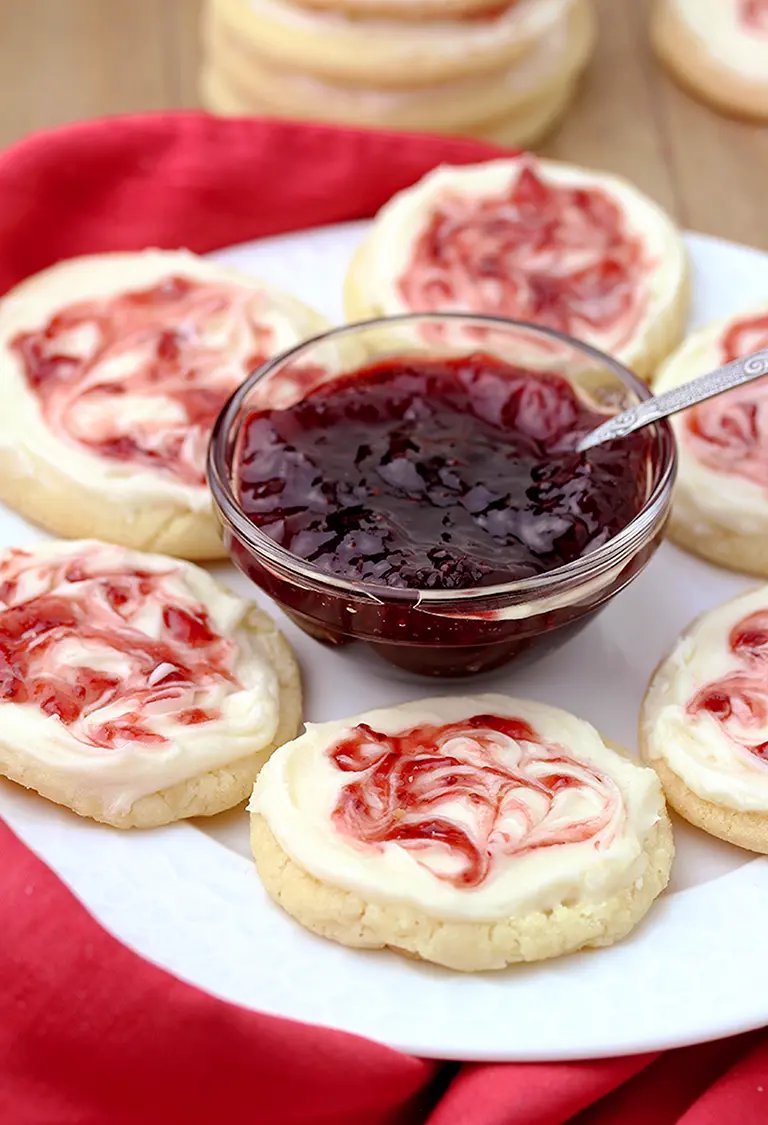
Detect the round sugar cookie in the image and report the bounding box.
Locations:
[653,0,768,122]
[653,304,768,577]
[250,694,673,972]
[205,0,583,89]
[0,539,301,828]
[476,78,579,148]
[0,251,328,560]
[203,0,593,133]
[201,66,578,150]
[344,156,689,382]
[641,586,768,852]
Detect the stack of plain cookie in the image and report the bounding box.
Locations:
[199,0,596,147]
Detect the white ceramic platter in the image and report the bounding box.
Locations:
[3,223,768,1062]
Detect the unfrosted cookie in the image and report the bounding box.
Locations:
[283,0,532,19]
[202,0,593,134]
[343,156,689,381]
[641,587,768,852]
[0,539,301,828]
[0,251,328,560]
[653,0,768,121]
[476,79,579,149]
[653,304,768,577]
[206,0,583,88]
[250,694,672,971]
[202,68,579,151]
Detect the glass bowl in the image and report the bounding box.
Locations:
[208,314,676,677]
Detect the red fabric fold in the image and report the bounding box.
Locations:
[0,111,765,1125]
[0,112,506,296]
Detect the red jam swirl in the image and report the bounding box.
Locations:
[688,610,768,762]
[459,1,517,19]
[398,165,651,351]
[741,0,768,32]
[236,353,650,590]
[329,714,623,887]
[0,549,238,747]
[683,313,768,489]
[11,275,271,486]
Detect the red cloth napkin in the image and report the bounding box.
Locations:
[0,112,767,1125]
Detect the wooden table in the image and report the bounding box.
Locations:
[1,0,767,249]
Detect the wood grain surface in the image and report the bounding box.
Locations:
[0,0,766,249]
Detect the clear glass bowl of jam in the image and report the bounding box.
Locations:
[208,315,676,677]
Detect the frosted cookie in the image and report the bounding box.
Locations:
[0,251,328,560]
[206,0,582,88]
[250,695,672,971]
[653,305,768,576]
[344,157,689,381]
[653,0,768,121]
[203,0,593,134]
[0,539,301,828]
[641,587,768,852]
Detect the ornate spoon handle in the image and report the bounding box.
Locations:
[577,345,768,452]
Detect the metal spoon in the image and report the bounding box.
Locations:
[576,345,768,453]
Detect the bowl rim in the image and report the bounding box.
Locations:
[207,312,677,607]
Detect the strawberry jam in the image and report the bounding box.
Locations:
[682,313,768,490]
[688,610,768,762]
[0,547,238,747]
[236,354,650,590]
[398,165,650,355]
[223,349,664,677]
[11,275,271,487]
[329,715,621,887]
[741,0,768,32]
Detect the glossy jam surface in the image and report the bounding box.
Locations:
[236,354,649,591]
[0,549,237,746]
[329,714,622,887]
[12,275,269,486]
[398,166,650,351]
[741,0,768,32]
[689,610,768,763]
[683,313,768,489]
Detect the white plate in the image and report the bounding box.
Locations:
[3,224,768,1062]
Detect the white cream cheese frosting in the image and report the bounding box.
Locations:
[653,303,768,536]
[0,250,327,514]
[672,0,768,82]
[643,587,768,812]
[0,539,281,812]
[251,694,664,921]
[351,156,687,371]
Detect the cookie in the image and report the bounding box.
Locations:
[344,156,689,382]
[653,304,768,577]
[0,251,328,560]
[205,0,583,89]
[0,539,301,828]
[201,66,579,150]
[640,586,768,852]
[653,0,768,122]
[282,0,532,19]
[202,0,593,133]
[250,694,672,971]
[476,78,579,148]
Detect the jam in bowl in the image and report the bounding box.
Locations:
[208,315,676,677]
